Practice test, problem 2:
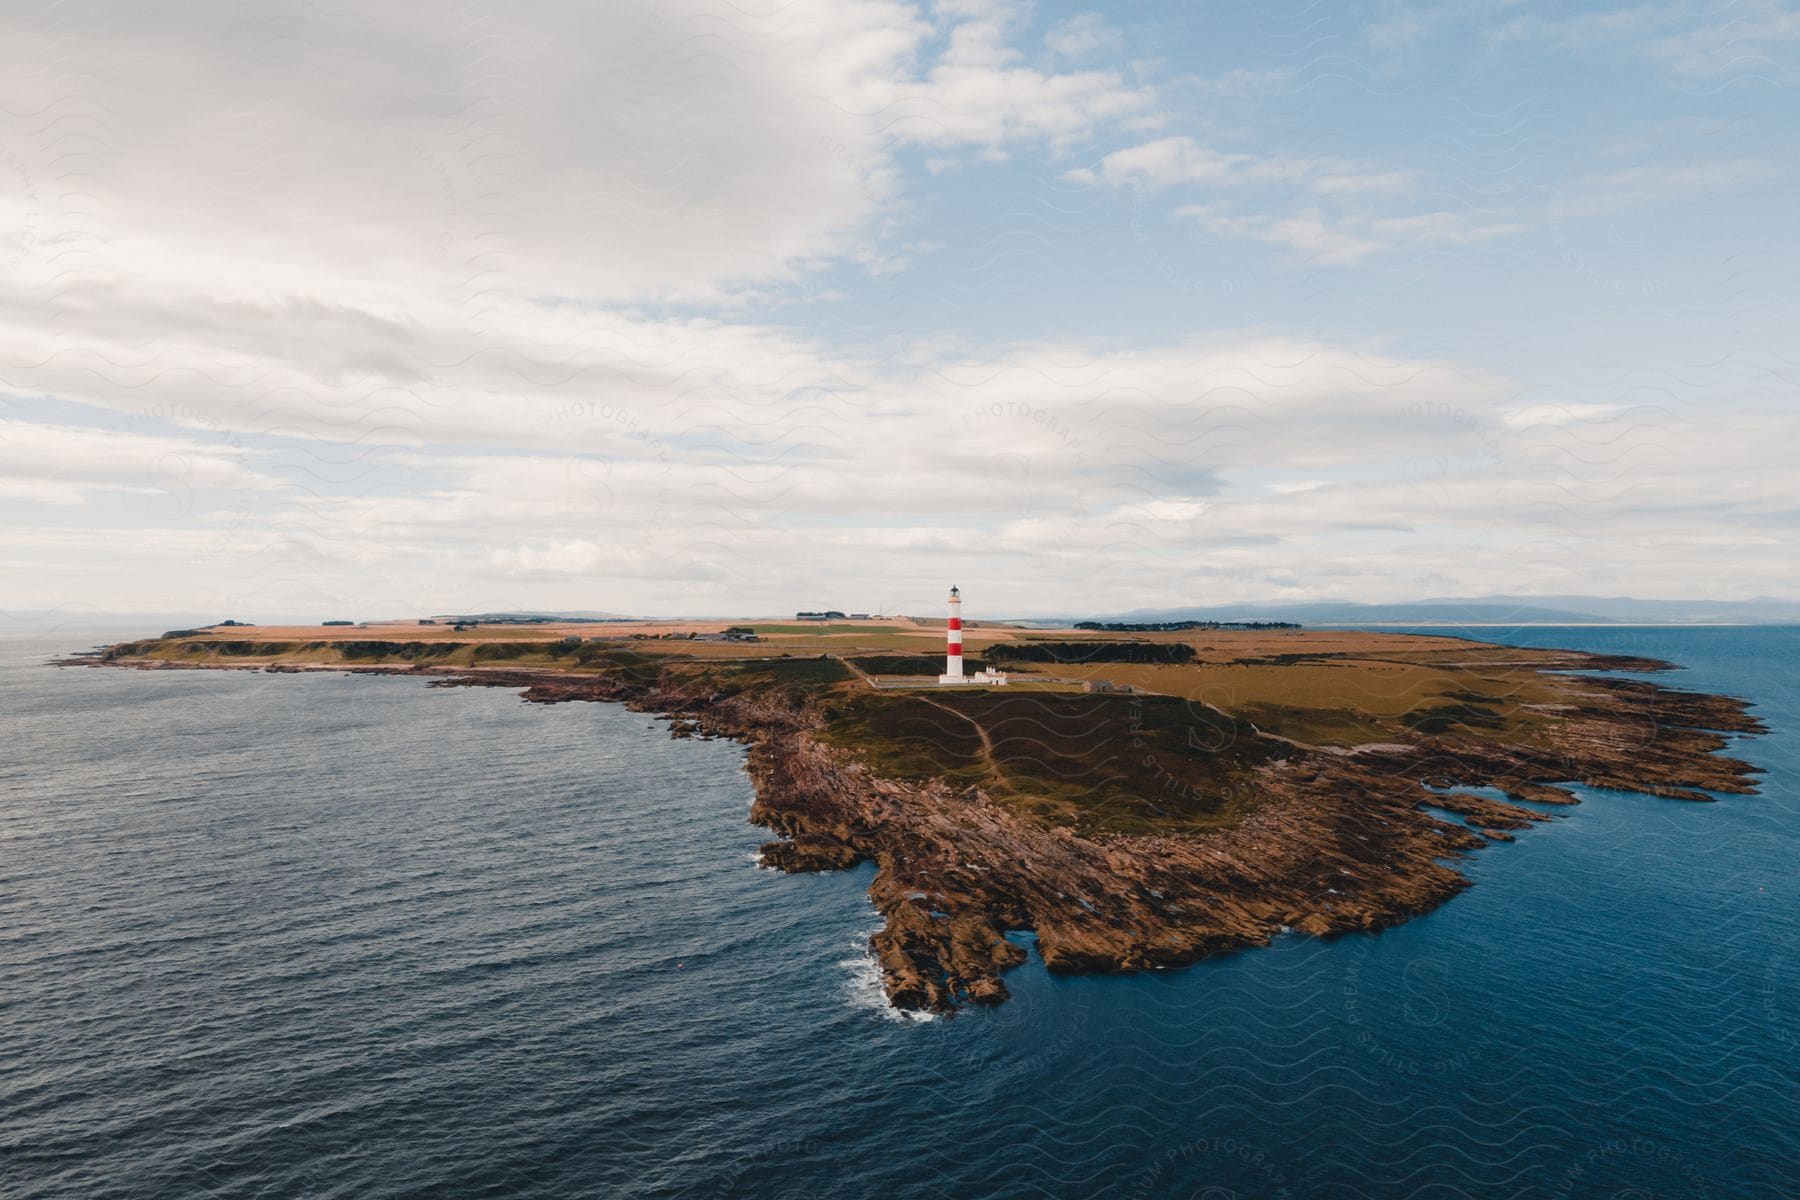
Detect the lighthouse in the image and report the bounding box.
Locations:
[939,585,964,683]
[937,585,1008,686]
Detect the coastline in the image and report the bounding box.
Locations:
[63,629,1765,1013]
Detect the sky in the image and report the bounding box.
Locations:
[1,0,1795,622]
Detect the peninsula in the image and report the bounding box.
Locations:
[76,608,1764,1012]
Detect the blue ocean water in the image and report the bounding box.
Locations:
[2,626,1795,1199]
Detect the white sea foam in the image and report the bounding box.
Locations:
[840,934,937,1023]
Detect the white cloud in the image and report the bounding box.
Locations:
[0,419,282,507]
[0,2,1791,616]
[0,3,927,308]
[1648,4,1800,76]
[1311,170,1419,195]
[1077,136,1419,197]
[0,0,1177,484]
[881,2,1158,153]
[1073,135,1319,189]
[1500,404,1630,429]
[1479,1,1800,84]
[0,0,1160,319]
[1176,208,1386,265]
[1071,137,1466,262]
[1045,13,1118,60]
[4,332,1793,614]
[1174,206,1522,264]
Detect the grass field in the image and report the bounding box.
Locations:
[817,689,1279,835]
[1040,658,1566,748]
[103,619,1602,835]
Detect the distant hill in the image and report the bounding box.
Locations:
[1071,596,1800,627]
[1431,595,1800,624]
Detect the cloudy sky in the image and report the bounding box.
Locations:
[2,0,1795,621]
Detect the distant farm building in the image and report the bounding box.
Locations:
[694,627,758,643]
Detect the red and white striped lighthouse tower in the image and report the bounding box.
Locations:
[940,585,964,683]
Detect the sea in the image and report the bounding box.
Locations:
[2,626,1795,1199]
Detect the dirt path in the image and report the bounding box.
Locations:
[833,654,877,687]
[914,693,1006,789]
[830,652,1006,790]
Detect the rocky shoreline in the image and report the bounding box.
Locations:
[74,651,1764,1014]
